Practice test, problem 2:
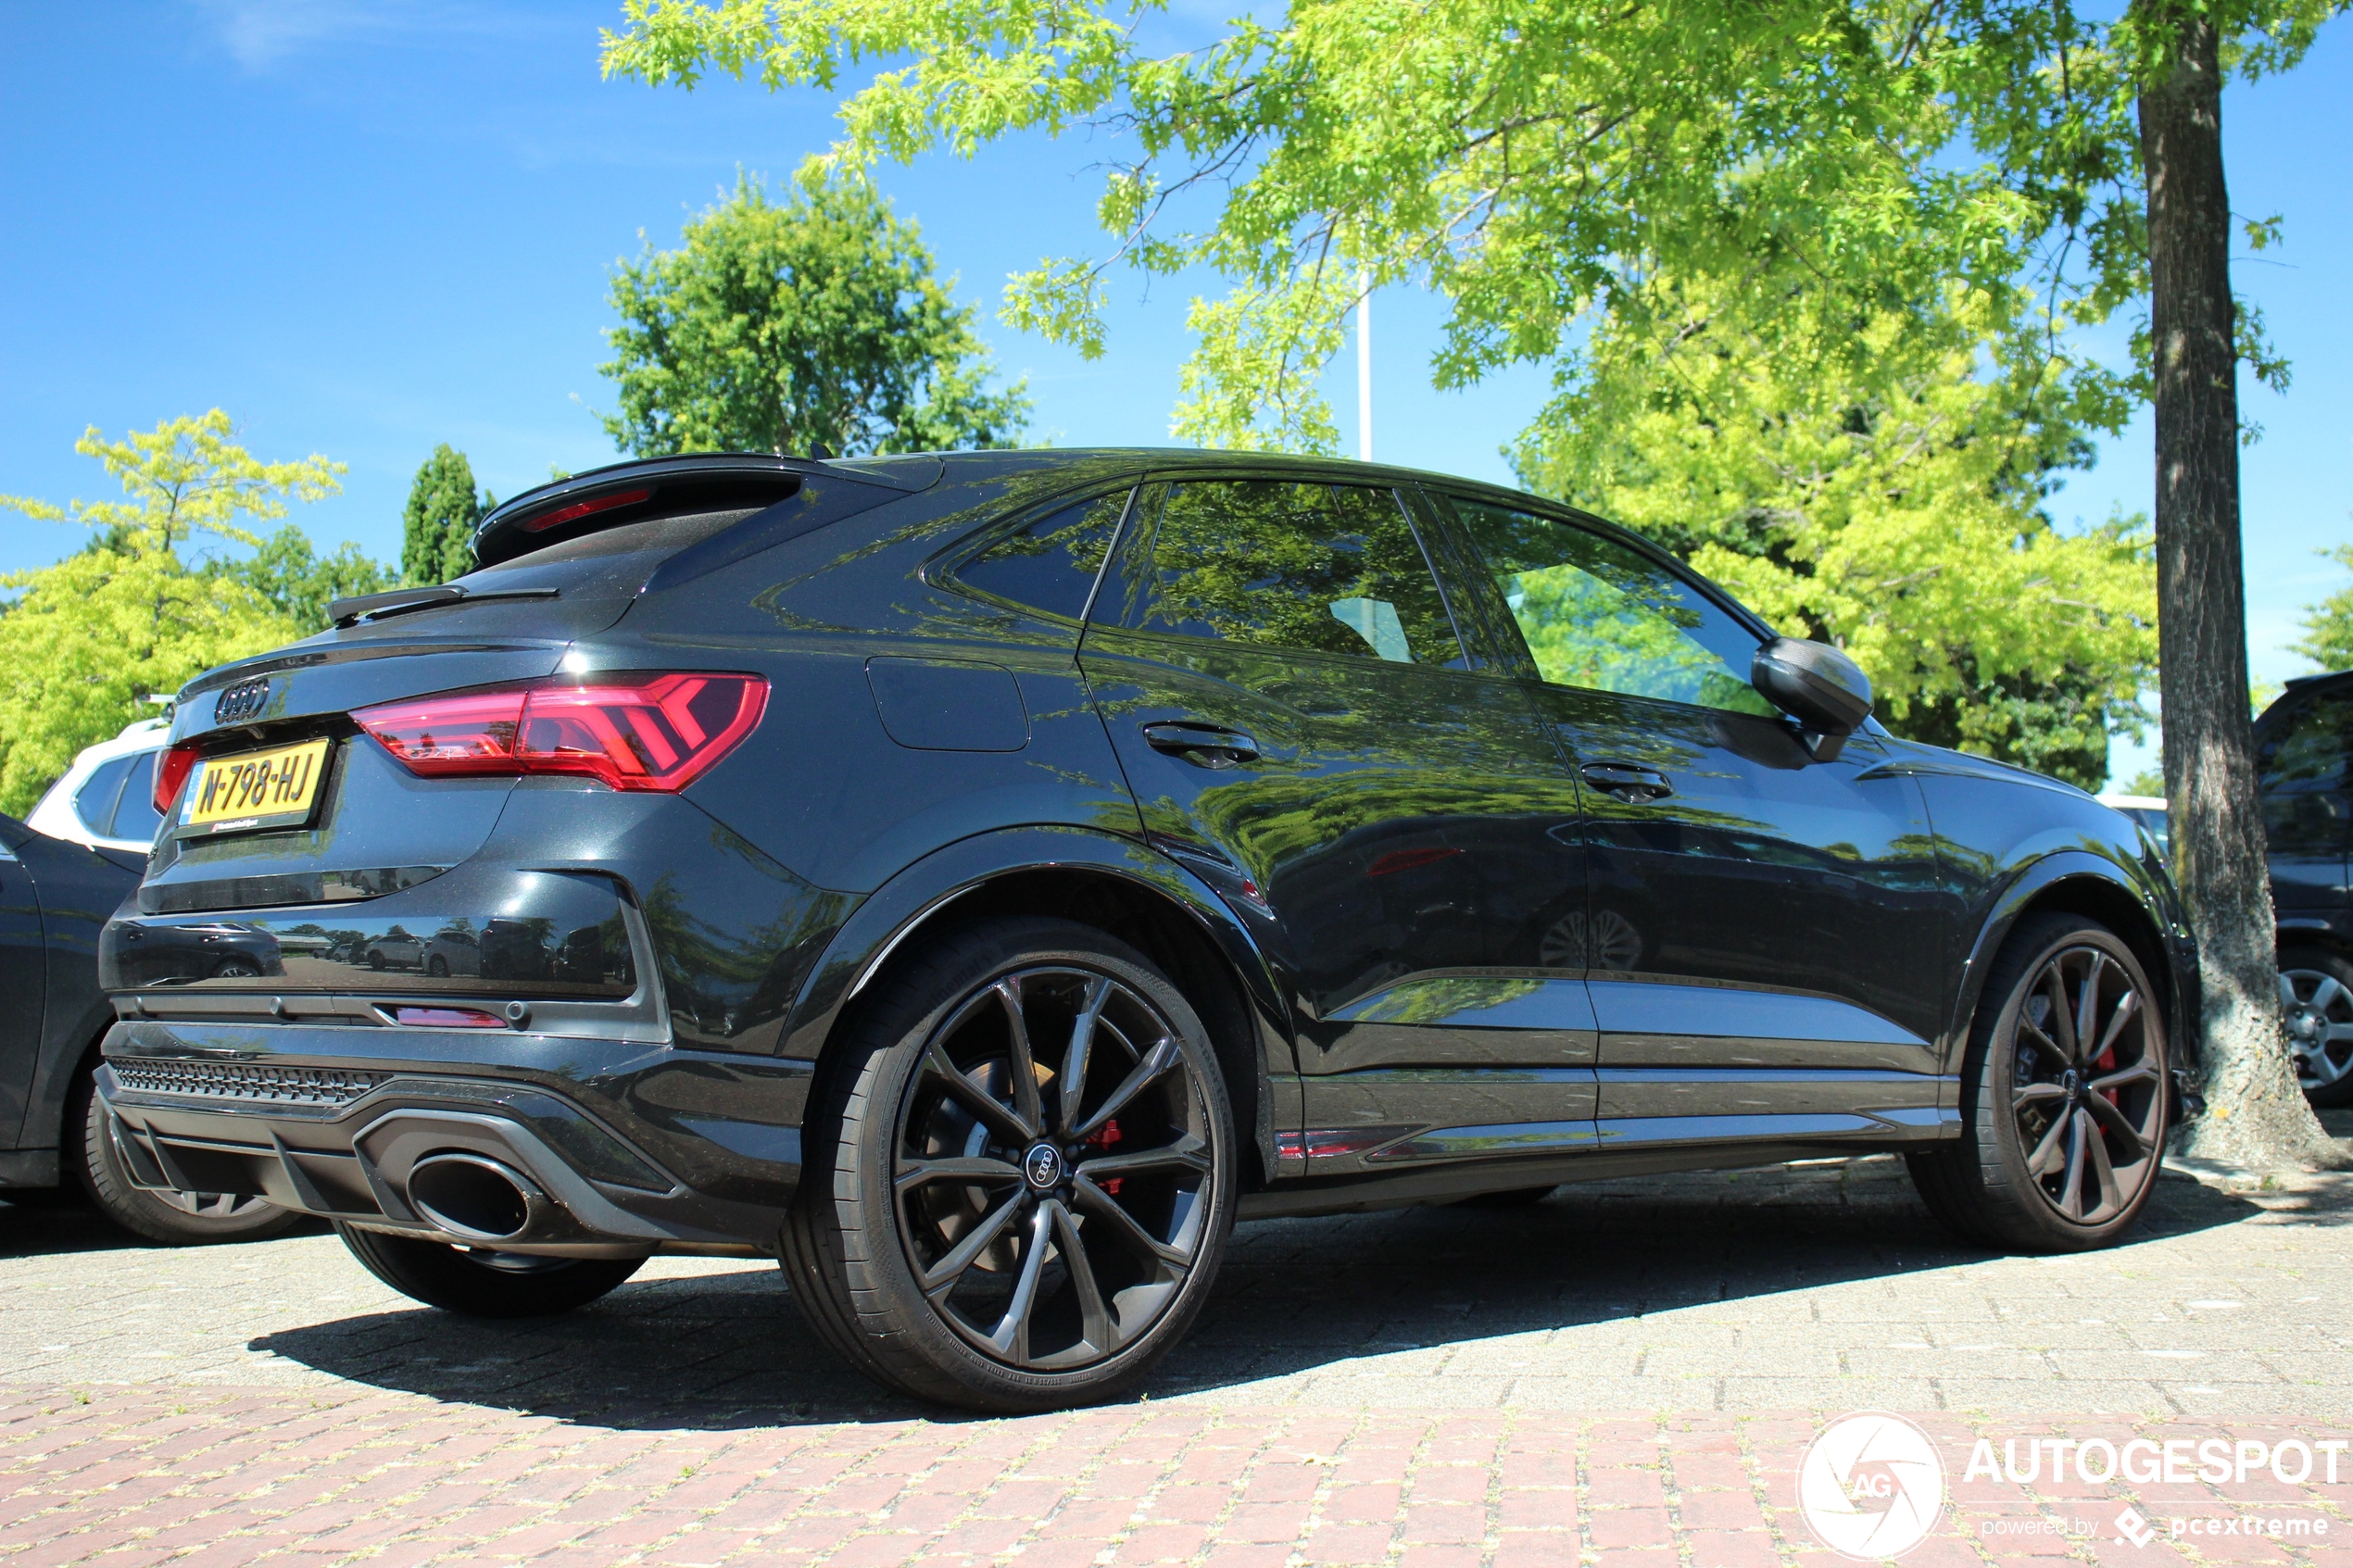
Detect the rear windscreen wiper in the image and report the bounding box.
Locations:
[327,584,560,628]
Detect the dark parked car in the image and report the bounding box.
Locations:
[2258,672,2353,1105]
[2093,681,2353,1106]
[1,813,296,1243]
[94,451,2194,1410]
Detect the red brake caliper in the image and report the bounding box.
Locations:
[1083,1119,1123,1196]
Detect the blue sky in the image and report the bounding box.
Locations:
[2,2,2346,784]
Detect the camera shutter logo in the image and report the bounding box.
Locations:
[1798,1413,1947,1560]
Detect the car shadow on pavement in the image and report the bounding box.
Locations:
[244,1152,2334,1430]
[0,1196,328,1258]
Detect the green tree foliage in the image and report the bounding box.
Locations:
[2293,544,2353,672]
[0,413,342,814]
[599,174,1030,459]
[594,0,2217,796]
[219,525,394,633]
[604,1,2326,445]
[1515,277,2156,789]
[401,444,487,585]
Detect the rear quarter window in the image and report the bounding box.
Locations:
[110,751,163,842]
[947,490,1132,622]
[73,755,134,834]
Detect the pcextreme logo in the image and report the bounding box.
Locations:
[1797,1412,1949,1560]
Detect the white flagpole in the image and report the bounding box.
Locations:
[1356,270,1373,462]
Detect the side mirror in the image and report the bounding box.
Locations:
[1751,637,1872,762]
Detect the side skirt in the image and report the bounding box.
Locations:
[1237,1137,1947,1222]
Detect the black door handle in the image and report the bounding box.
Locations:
[1580,762,1673,803]
[1141,721,1261,769]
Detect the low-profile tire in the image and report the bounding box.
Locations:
[783,915,1239,1412]
[2278,947,2353,1109]
[72,1070,301,1246]
[1906,912,2169,1252]
[334,1223,645,1316]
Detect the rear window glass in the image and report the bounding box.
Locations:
[472,508,764,573]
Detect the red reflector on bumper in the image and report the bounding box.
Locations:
[385,1006,509,1029]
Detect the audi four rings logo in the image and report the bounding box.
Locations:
[212,678,271,724]
[1025,1146,1063,1187]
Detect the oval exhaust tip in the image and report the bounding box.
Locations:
[406,1152,540,1242]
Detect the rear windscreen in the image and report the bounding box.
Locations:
[471,508,765,574]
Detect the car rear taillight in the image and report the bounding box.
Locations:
[353,671,767,793]
[155,742,201,815]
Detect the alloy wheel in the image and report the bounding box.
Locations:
[2278,966,2353,1093]
[152,1190,279,1220]
[892,964,1215,1372]
[2007,944,2165,1225]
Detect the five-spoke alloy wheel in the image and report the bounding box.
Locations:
[1908,912,2169,1250]
[784,917,1237,1411]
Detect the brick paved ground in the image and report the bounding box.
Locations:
[6,1136,2351,1567]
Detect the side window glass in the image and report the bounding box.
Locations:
[950,489,1132,622]
[2259,693,2353,794]
[73,756,134,835]
[110,751,163,843]
[1444,495,1774,716]
[1122,480,1465,668]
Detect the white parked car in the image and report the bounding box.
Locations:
[2095,792,2169,853]
[26,717,170,856]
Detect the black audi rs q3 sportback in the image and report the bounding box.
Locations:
[97,450,2195,1410]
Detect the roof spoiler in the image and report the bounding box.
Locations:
[471,452,942,569]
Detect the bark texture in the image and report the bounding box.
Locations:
[2139,7,2338,1168]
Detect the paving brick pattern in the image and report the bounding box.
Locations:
[5,1145,2350,1566]
[4,1395,2348,1567]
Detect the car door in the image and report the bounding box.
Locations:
[1076,474,1595,1171]
[0,826,45,1148]
[1426,491,1951,1149]
[2255,684,2353,917]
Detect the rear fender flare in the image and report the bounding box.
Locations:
[1944,849,2194,1078]
[779,825,1295,1176]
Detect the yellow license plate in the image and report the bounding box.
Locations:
[174,739,333,837]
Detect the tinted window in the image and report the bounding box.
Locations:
[1444,496,1773,715]
[2259,691,2353,793]
[110,751,163,843]
[1118,481,1463,667]
[73,756,134,834]
[952,490,1131,621]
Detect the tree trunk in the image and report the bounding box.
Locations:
[2138,6,2339,1169]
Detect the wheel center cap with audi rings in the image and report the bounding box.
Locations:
[1024,1143,1066,1190]
[2060,1068,2081,1101]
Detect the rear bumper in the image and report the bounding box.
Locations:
[97,1020,813,1256]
